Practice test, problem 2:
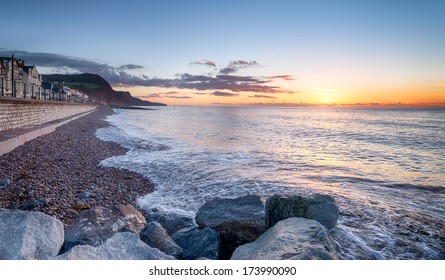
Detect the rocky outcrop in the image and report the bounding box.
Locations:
[63,204,146,252]
[43,73,166,106]
[195,195,267,257]
[171,227,221,260]
[139,221,183,258]
[57,232,175,260]
[231,217,340,260]
[0,209,64,260]
[266,194,338,229]
[146,210,196,235]
[0,192,342,260]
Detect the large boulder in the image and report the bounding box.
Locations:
[0,209,64,260]
[56,232,175,260]
[195,195,267,258]
[231,217,340,260]
[146,209,196,235]
[171,227,221,260]
[63,204,146,252]
[139,221,183,258]
[266,194,338,229]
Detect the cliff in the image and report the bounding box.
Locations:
[42,73,166,106]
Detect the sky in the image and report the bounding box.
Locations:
[1,0,444,106]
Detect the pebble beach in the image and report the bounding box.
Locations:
[0,106,154,227]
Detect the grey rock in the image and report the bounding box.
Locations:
[18,197,47,210]
[171,227,221,260]
[231,217,340,260]
[266,193,338,229]
[195,195,267,257]
[139,221,183,258]
[0,209,64,260]
[78,191,96,200]
[146,209,196,235]
[64,204,146,252]
[56,232,175,260]
[0,178,11,189]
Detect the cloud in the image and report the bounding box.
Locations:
[117,64,144,70]
[137,94,162,98]
[177,74,294,94]
[219,60,258,74]
[269,75,295,81]
[163,91,181,96]
[0,50,295,95]
[249,95,278,99]
[0,49,143,85]
[137,91,193,99]
[190,59,217,67]
[211,91,239,97]
[167,96,193,99]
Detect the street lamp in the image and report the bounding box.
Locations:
[0,75,4,96]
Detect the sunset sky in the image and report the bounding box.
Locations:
[1,0,444,105]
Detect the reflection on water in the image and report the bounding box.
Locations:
[96,106,445,259]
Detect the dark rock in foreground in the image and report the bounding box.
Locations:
[63,204,146,252]
[231,217,340,260]
[57,232,175,260]
[171,227,221,260]
[266,194,338,229]
[0,178,10,189]
[139,221,183,258]
[0,209,64,260]
[195,195,267,258]
[146,210,196,235]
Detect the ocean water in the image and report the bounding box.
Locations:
[96,106,445,259]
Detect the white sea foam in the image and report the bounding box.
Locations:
[96,106,445,259]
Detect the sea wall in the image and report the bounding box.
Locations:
[0,97,97,132]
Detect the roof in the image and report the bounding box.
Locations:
[22,65,36,74]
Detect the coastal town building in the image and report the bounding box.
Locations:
[21,65,42,99]
[41,81,53,101]
[0,56,24,97]
[0,55,89,103]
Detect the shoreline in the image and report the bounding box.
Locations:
[0,105,154,227]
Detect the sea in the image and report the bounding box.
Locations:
[95,106,445,260]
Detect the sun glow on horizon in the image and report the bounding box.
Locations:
[117,84,445,107]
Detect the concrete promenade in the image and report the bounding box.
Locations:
[0,108,97,156]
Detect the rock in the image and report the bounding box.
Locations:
[195,195,267,258]
[171,227,221,260]
[18,197,47,210]
[266,193,338,229]
[78,191,96,200]
[0,178,11,189]
[146,209,196,235]
[63,204,146,252]
[56,232,175,260]
[139,222,183,258]
[231,217,340,260]
[439,223,445,239]
[0,209,64,260]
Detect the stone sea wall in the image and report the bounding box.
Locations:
[0,98,96,132]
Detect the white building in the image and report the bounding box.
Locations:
[21,65,43,99]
